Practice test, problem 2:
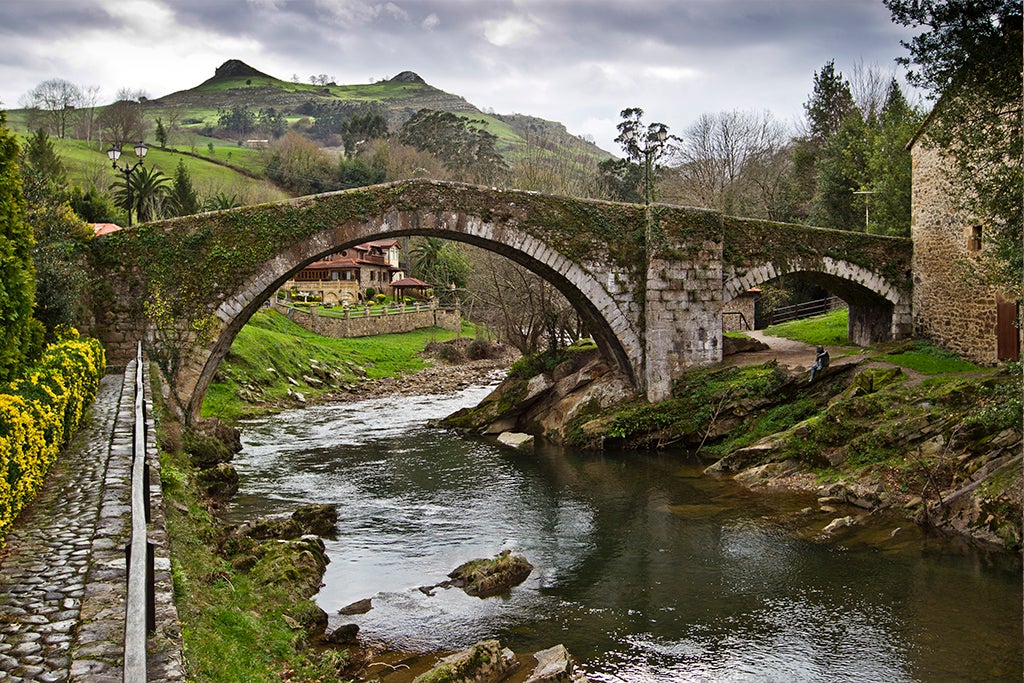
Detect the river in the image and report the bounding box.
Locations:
[229,383,1022,682]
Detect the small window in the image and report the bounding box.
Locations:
[968,225,982,252]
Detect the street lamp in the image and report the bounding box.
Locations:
[853,190,876,231]
[107,141,148,226]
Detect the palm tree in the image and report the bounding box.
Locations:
[203,191,242,211]
[114,165,171,223]
[411,236,445,278]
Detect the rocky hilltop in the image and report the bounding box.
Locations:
[146,59,610,159]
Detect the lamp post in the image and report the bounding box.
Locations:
[642,124,669,206]
[107,141,148,226]
[853,190,876,231]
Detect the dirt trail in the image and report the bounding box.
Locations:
[726,330,863,374]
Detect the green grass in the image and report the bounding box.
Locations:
[884,341,981,374]
[18,135,287,204]
[162,447,352,683]
[201,309,469,421]
[764,309,849,346]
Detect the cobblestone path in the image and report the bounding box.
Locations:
[0,373,125,682]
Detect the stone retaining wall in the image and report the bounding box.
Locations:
[272,301,461,338]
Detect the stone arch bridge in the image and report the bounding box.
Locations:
[89,180,912,420]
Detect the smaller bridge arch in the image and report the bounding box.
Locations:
[721,215,913,345]
[723,256,912,344]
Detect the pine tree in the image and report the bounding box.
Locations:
[803,60,856,146]
[168,159,199,216]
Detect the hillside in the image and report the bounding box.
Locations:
[146,59,611,161]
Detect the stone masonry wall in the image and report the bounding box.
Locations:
[910,144,999,364]
[722,293,756,333]
[271,301,461,337]
[645,209,724,401]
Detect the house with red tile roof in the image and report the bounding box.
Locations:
[281,239,407,305]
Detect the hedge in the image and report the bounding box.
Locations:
[0,332,105,545]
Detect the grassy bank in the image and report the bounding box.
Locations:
[201,308,473,422]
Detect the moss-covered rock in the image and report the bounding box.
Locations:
[250,535,330,599]
[196,462,239,500]
[414,639,519,683]
[448,550,533,598]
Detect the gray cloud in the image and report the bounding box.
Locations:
[0,0,919,151]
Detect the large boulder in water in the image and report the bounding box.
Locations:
[448,550,533,597]
[526,644,591,682]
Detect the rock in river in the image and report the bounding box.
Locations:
[413,639,519,683]
[448,550,533,598]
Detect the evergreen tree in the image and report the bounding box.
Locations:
[155,117,168,148]
[68,185,122,223]
[864,79,922,236]
[804,60,856,145]
[24,128,65,184]
[398,109,507,184]
[812,110,870,230]
[168,159,200,216]
[19,164,94,336]
[0,112,43,380]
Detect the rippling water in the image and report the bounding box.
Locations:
[230,385,1022,682]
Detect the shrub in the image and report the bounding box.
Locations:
[467,338,500,360]
[0,335,105,545]
[364,287,376,300]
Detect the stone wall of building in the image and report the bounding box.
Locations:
[723,292,756,333]
[272,301,461,338]
[910,143,1000,364]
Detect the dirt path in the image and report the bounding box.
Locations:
[723,331,880,385]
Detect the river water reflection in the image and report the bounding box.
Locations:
[231,385,1022,682]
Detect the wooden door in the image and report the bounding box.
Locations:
[996,300,1020,361]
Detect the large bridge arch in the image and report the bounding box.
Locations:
[195,211,646,420]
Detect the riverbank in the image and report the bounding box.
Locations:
[443,327,1022,554]
[201,308,515,422]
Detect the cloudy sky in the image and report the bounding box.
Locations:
[0,0,922,153]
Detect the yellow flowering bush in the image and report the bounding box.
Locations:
[0,334,104,545]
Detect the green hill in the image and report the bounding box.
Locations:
[5,58,612,204]
[144,59,609,162]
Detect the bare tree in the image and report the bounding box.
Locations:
[74,85,102,142]
[24,78,82,138]
[849,60,893,122]
[662,109,790,217]
[98,99,147,148]
[467,248,582,355]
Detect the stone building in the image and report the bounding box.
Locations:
[908,125,1020,363]
[284,239,404,305]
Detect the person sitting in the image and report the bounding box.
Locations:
[809,345,830,382]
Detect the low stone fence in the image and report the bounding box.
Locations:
[272,301,461,338]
